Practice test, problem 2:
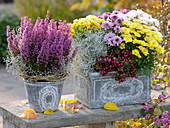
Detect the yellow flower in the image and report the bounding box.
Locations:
[71,23,78,28]
[78,20,86,26]
[146,31,152,36]
[122,21,130,26]
[154,35,163,42]
[156,45,164,54]
[129,28,136,34]
[123,35,132,42]
[100,19,105,23]
[151,31,158,35]
[132,49,141,58]
[133,19,142,24]
[133,39,139,44]
[139,40,146,46]
[87,26,91,29]
[130,23,137,29]
[122,27,130,34]
[73,19,79,24]
[134,32,141,37]
[138,46,148,56]
[137,30,145,34]
[146,43,154,50]
[71,29,75,36]
[144,37,150,41]
[149,40,158,47]
[136,25,143,30]
[143,25,150,30]
[119,43,125,49]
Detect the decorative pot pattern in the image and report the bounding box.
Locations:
[74,73,151,108]
[24,81,63,112]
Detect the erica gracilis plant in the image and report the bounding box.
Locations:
[6,10,77,79]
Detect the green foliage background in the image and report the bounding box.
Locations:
[15,0,85,22]
[0,10,20,64]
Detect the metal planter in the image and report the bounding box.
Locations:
[74,73,151,109]
[24,80,63,112]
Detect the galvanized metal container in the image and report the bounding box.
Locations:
[74,73,151,108]
[24,80,63,112]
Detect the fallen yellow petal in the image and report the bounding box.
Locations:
[44,109,54,115]
[104,102,119,111]
[59,99,63,105]
[63,100,77,104]
[20,109,38,120]
[72,106,79,113]
[64,105,70,110]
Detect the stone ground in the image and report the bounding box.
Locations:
[0,64,75,128]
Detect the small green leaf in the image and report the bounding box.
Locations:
[153,106,162,116]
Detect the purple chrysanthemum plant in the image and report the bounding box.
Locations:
[6,10,77,82]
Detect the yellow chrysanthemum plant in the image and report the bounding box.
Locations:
[72,9,164,81]
[71,15,105,36]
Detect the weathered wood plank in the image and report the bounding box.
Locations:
[0,94,170,128]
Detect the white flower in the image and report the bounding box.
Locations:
[138,17,148,24]
[157,32,163,37]
[126,10,137,18]
[117,13,126,18]
[153,18,160,26]
[147,18,155,25]
[150,26,158,31]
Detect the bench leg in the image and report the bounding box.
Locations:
[3,118,19,128]
[79,122,115,128]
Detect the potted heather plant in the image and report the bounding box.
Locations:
[71,9,164,108]
[6,11,77,112]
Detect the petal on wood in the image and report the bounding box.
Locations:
[44,109,54,115]
[104,102,119,111]
[20,109,38,120]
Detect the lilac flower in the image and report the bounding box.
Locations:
[101,12,111,19]
[107,36,122,46]
[119,9,130,14]
[101,21,114,30]
[104,32,115,42]
[115,18,123,23]
[114,26,122,33]
[113,36,123,45]
[112,11,119,15]
[109,14,118,20]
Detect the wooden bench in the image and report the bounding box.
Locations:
[0,94,170,128]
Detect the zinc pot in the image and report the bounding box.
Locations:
[24,80,63,112]
[74,73,151,109]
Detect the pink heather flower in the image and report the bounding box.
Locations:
[144,105,150,110]
[158,94,166,102]
[154,87,160,91]
[6,10,75,76]
[145,115,150,120]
